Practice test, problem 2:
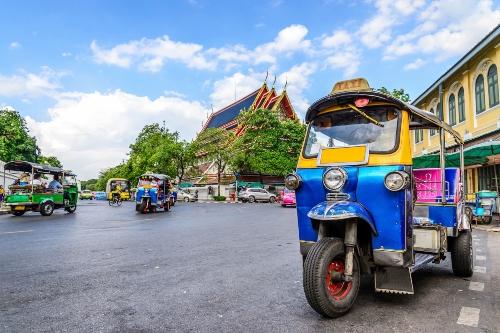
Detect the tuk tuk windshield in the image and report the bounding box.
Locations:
[304,106,400,157]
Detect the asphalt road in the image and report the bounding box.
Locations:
[0,200,499,333]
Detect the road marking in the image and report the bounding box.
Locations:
[474,241,479,245]
[476,248,483,252]
[110,218,156,225]
[457,307,480,327]
[0,230,34,235]
[476,255,486,260]
[474,266,486,273]
[472,234,478,238]
[469,282,484,291]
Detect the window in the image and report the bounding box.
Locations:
[415,129,423,143]
[430,108,436,136]
[436,102,443,121]
[448,94,456,126]
[476,74,486,114]
[458,87,466,123]
[488,64,499,108]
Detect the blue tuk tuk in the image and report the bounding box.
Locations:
[135,172,172,213]
[285,78,472,317]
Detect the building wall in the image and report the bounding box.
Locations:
[410,28,500,203]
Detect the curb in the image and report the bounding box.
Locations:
[472,224,500,232]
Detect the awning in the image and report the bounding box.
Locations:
[232,181,249,187]
[179,182,193,188]
[249,182,264,188]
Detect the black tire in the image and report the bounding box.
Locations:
[13,210,25,216]
[183,197,189,202]
[164,202,170,211]
[483,216,492,224]
[40,201,54,216]
[117,199,122,206]
[248,196,255,203]
[464,206,473,224]
[269,196,276,203]
[139,201,148,214]
[65,205,77,213]
[108,200,113,206]
[170,198,175,206]
[281,204,285,207]
[450,230,474,277]
[303,237,360,318]
[149,206,156,213]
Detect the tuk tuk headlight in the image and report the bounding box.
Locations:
[384,171,410,191]
[323,167,347,191]
[285,173,302,190]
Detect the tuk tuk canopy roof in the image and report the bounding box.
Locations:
[139,172,171,180]
[3,161,76,176]
[305,90,463,144]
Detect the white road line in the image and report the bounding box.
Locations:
[472,235,478,238]
[476,248,483,252]
[476,255,486,260]
[474,241,479,245]
[0,230,34,235]
[457,307,480,327]
[469,282,484,291]
[474,266,486,273]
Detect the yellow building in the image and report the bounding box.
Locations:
[411,24,500,197]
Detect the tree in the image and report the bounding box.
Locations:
[0,109,38,162]
[377,87,411,102]
[192,128,235,196]
[170,140,197,185]
[38,156,63,168]
[81,178,98,190]
[231,108,306,180]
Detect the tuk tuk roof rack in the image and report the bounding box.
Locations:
[139,172,171,180]
[306,90,463,144]
[3,161,77,176]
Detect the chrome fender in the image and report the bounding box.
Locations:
[307,201,378,236]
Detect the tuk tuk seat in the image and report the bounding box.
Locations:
[414,168,460,203]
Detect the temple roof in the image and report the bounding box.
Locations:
[202,89,259,132]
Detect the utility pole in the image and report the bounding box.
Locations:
[162,120,165,175]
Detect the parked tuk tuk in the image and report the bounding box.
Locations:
[135,172,172,213]
[2,161,78,216]
[285,78,472,318]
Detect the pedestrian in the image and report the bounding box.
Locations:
[195,190,198,199]
[0,185,4,202]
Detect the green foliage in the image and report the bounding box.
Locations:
[0,109,38,162]
[94,123,198,190]
[38,156,63,168]
[213,196,226,201]
[377,87,411,102]
[192,127,235,196]
[81,178,98,190]
[231,108,306,177]
[85,184,97,191]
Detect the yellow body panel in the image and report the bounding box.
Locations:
[319,146,366,165]
[297,104,412,168]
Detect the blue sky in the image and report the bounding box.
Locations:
[1,0,499,179]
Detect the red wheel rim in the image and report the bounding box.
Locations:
[143,205,147,213]
[325,259,351,300]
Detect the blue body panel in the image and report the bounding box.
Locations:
[296,165,407,252]
[429,205,457,228]
[136,188,158,204]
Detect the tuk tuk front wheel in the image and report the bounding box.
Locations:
[40,202,54,216]
[65,205,77,213]
[139,201,148,214]
[303,237,360,318]
[13,210,25,216]
[450,230,473,277]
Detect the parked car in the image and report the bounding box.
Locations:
[80,190,93,200]
[281,188,296,207]
[238,188,276,203]
[177,190,196,202]
[95,192,106,200]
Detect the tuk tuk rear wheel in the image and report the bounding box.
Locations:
[482,216,492,224]
[139,201,148,214]
[65,205,76,213]
[303,237,360,318]
[13,210,25,216]
[450,230,473,277]
[40,202,54,216]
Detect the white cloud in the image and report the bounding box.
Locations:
[209,72,264,110]
[324,47,361,78]
[10,42,21,49]
[404,58,427,70]
[91,25,312,72]
[164,90,187,98]
[255,23,265,28]
[21,98,31,104]
[277,62,318,113]
[25,90,208,179]
[0,67,67,98]
[62,53,72,57]
[321,30,352,49]
[383,0,500,61]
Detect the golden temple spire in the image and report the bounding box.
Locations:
[284,76,288,91]
[272,75,276,89]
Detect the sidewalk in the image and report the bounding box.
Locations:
[471,215,500,232]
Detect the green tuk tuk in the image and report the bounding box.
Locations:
[2,161,78,216]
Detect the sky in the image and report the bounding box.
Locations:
[1,0,499,179]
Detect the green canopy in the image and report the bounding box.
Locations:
[412,141,500,169]
[179,182,193,188]
[233,181,249,187]
[249,182,264,188]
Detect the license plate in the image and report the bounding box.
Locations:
[15,206,25,210]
